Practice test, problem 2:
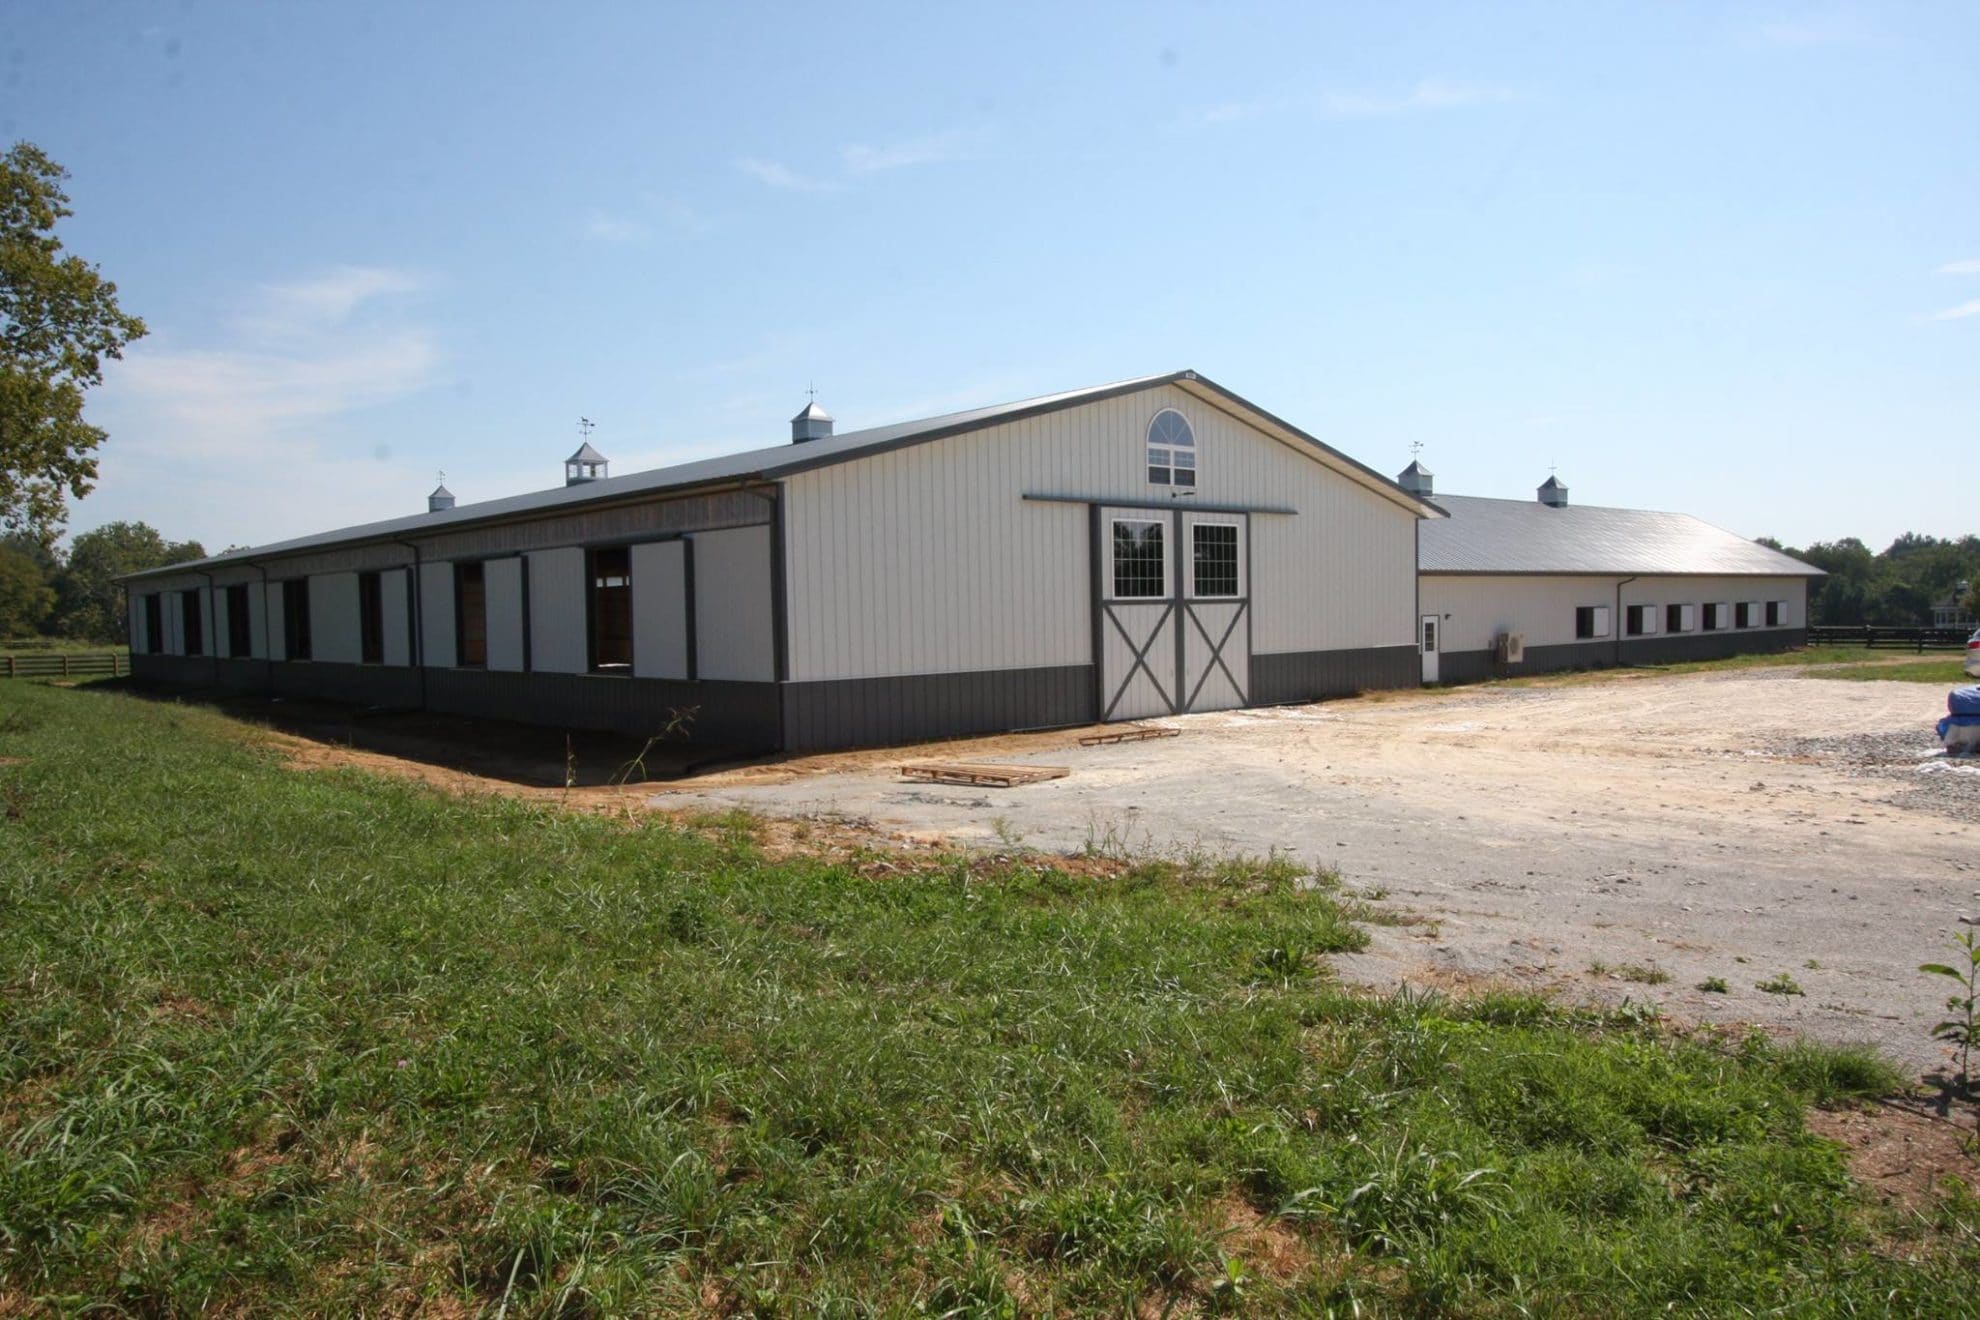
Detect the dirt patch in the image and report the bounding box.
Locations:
[1213,1198,1315,1284]
[1806,1100,1977,1216]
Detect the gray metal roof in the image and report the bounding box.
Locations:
[791,401,832,422]
[566,441,608,464]
[123,369,1435,581]
[1421,494,1822,577]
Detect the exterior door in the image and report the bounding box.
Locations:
[1420,613,1440,684]
[1094,508,1252,721]
[1179,513,1249,712]
[1097,510,1177,721]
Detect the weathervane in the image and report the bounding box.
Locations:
[1409,440,1424,461]
[578,417,595,442]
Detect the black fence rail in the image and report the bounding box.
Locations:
[1,652,129,679]
[1806,625,1969,651]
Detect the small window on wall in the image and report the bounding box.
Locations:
[1111,519,1167,599]
[359,571,384,664]
[456,563,487,668]
[1146,409,1196,488]
[589,547,633,671]
[1766,600,1785,627]
[225,584,251,657]
[1191,523,1239,598]
[1625,604,1657,637]
[1734,602,1754,629]
[180,590,203,656]
[143,594,164,654]
[1702,603,1726,632]
[1575,605,1611,640]
[1666,603,1695,633]
[282,579,312,660]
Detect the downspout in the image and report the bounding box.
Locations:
[1615,575,1637,667]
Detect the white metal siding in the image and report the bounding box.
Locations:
[246,583,269,659]
[312,572,361,665]
[528,547,587,674]
[129,595,144,653]
[164,590,185,655]
[781,382,1418,682]
[485,557,526,672]
[631,540,689,680]
[418,563,456,668]
[692,526,774,682]
[381,569,412,666]
[211,587,230,657]
[1420,574,1810,653]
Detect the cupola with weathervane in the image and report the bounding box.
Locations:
[565,417,608,486]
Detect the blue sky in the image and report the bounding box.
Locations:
[6,2,1975,551]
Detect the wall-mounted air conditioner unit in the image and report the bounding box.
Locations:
[1495,632,1526,664]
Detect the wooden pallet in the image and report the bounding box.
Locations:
[899,761,1070,788]
[1078,725,1181,746]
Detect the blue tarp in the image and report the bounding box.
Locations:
[1938,713,1980,739]
[1950,685,1980,717]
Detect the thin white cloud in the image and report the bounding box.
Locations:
[246,265,424,336]
[1931,298,1980,322]
[1937,259,1980,275]
[842,128,983,175]
[735,157,841,192]
[581,211,649,243]
[1317,79,1525,119]
[1192,79,1524,127]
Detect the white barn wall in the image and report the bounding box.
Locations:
[528,547,587,674]
[418,564,455,668]
[484,557,526,672]
[1421,574,1809,653]
[691,526,774,682]
[312,572,362,665]
[782,382,1418,684]
[631,540,689,680]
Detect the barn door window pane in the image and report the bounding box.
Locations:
[359,571,384,664]
[282,579,312,660]
[180,591,203,656]
[143,595,163,653]
[1111,519,1167,599]
[1145,409,1196,487]
[226,584,251,657]
[456,563,487,668]
[590,547,633,671]
[1191,524,1239,597]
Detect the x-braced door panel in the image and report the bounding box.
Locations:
[1094,508,1250,721]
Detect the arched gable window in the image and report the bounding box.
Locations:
[1146,409,1196,487]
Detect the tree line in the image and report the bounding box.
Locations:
[0,522,204,645]
[1762,533,1980,628]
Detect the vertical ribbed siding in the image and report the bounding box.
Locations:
[1420,574,1812,654]
[780,664,1095,751]
[780,383,1419,684]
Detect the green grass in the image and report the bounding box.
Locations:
[1,683,1974,1313]
[0,638,128,657]
[1808,658,1972,684]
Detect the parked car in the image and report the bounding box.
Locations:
[1969,626,1980,678]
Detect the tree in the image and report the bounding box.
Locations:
[1,142,146,537]
[54,521,203,644]
[0,543,53,637]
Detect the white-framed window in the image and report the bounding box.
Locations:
[1625,604,1658,636]
[1188,521,1241,598]
[1575,605,1611,639]
[1735,601,1757,629]
[1109,518,1168,599]
[1766,600,1786,627]
[1666,603,1696,633]
[1703,602,1728,632]
[1146,409,1196,488]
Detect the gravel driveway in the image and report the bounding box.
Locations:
[661,669,1978,1080]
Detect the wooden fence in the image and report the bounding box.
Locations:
[1,652,129,679]
[1805,625,1970,651]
